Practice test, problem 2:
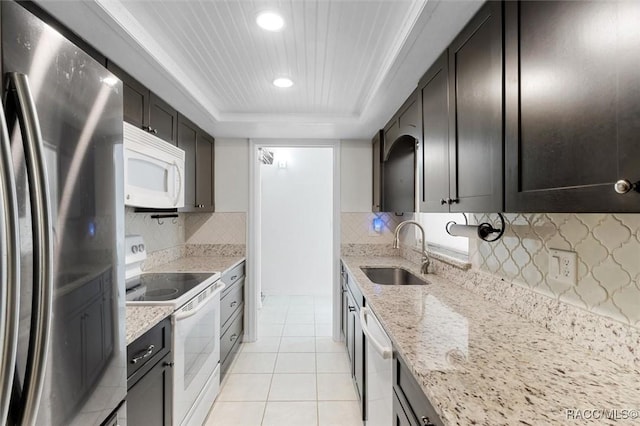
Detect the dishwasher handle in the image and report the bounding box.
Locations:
[360,307,392,359]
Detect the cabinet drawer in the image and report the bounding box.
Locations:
[127,317,171,382]
[220,309,243,367]
[221,279,244,330]
[221,262,245,292]
[394,355,443,426]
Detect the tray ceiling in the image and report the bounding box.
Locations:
[36,0,484,138]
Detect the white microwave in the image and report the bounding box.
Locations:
[123,122,185,209]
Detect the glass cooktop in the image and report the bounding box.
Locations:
[126,273,216,302]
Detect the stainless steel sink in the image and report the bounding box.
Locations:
[360,267,430,286]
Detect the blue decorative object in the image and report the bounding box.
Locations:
[373,217,384,233]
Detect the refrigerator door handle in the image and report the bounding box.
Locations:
[0,92,21,426]
[5,72,54,426]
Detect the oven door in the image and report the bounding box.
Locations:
[172,285,221,426]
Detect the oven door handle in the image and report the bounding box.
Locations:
[173,282,225,322]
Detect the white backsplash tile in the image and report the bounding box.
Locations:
[185,212,246,244]
[470,213,640,328]
[125,208,185,253]
[340,212,403,244]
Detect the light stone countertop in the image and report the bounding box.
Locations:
[126,255,245,345]
[342,255,640,426]
[126,305,174,345]
[148,256,244,274]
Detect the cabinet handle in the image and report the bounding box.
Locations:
[614,179,636,194]
[348,306,356,312]
[230,275,238,281]
[163,361,174,367]
[421,416,435,426]
[130,344,155,364]
[230,333,238,342]
[142,126,157,134]
[230,301,238,308]
[447,198,459,204]
[440,198,447,205]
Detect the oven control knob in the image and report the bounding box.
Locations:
[132,246,138,254]
[138,244,145,252]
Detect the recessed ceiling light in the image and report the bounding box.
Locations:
[256,11,284,31]
[273,77,293,88]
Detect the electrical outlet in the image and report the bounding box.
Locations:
[548,248,578,285]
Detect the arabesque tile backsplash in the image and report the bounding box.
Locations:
[344,211,640,330]
[470,213,640,329]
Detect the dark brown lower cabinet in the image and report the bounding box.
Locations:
[127,353,172,426]
[127,318,173,426]
[393,355,443,426]
[393,389,414,426]
[342,267,366,422]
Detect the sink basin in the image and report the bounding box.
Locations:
[360,267,430,286]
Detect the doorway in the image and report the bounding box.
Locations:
[247,141,341,343]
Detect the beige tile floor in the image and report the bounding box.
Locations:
[205,295,362,426]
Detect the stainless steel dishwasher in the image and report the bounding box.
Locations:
[360,306,393,426]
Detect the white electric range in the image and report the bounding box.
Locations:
[125,235,224,426]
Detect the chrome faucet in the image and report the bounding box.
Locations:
[392,220,430,274]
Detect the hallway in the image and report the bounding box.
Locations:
[206,295,361,426]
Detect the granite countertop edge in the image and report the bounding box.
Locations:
[341,255,640,426]
[126,255,246,345]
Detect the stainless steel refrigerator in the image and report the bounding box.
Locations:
[0,2,126,425]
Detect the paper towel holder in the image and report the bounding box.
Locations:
[445,213,505,242]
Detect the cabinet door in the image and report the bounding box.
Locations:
[177,114,198,211]
[195,132,215,211]
[383,136,416,213]
[505,1,640,212]
[107,61,149,129]
[353,307,365,417]
[449,1,503,213]
[127,354,173,426]
[372,131,383,212]
[393,390,417,426]
[384,91,421,160]
[346,291,355,368]
[419,51,450,212]
[149,93,178,145]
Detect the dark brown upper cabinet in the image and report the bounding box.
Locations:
[418,1,503,213]
[447,0,503,213]
[177,114,215,212]
[505,1,640,212]
[372,130,383,212]
[382,91,420,213]
[106,60,179,146]
[149,93,178,145]
[419,51,450,213]
[383,92,421,160]
[383,135,416,213]
[107,61,149,129]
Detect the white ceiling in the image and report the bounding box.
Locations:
[36,0,484,139]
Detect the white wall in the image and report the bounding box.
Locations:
[340,139,372,212]
[260,147,334,296]
[215,138,249,212]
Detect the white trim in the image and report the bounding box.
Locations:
[247,139,341,342]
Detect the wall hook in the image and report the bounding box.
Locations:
[150,213,179,226]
